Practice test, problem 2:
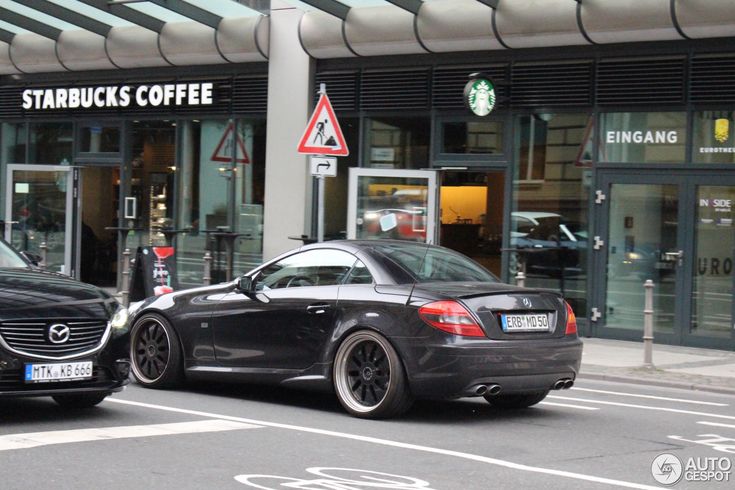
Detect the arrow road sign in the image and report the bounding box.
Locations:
[310,156,337,177]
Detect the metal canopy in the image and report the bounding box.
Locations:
[78,0,166,33]
[12,0,114,37]
[476,0,499,8]
[384,0,423,15]
[0,27,16,44]
[147,0,223,29]
[0,6,64,40]
[298,0,351,20]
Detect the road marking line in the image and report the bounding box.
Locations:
[106,398,659,490]
[571,387,728,407]
[539,401,599,411]
[549,396,735,421]
[0,419,259,451]
[697,421,735,430]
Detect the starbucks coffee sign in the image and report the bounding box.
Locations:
[21,82,215,111]
[464,74,496,117]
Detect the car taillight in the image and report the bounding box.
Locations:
[565,301,577,335]
[418,300,486,337]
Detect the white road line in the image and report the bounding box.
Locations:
[106,398,660,490]
[697,421,735,430]
[0,419,259,451]
[549,396,735,421]
[571,387,729,407]
[538,401,599,411]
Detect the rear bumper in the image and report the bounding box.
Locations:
[393,336,583,399]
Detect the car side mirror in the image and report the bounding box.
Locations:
[237,276,255,294]
[20,251,42,266]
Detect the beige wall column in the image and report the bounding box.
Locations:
[262,0,314,260]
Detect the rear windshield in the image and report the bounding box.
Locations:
[371,243,497,283]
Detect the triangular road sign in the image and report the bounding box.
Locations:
[211,122,250,163]
[297,93,349,156]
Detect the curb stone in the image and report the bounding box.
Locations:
[578,372,735,396]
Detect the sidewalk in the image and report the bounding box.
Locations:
[579,337,735,395]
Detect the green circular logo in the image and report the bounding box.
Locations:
[464,78,496,117]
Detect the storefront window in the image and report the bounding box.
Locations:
[80,125,121,153]
[366,117,429,169]
[1,123,26,164]
[127,121,176,249]
[29,123,73,164]
[691,185,734,337]
[599,112,686,164]
[440,171,505,277]
[513,113,591,315]
[693,111,735,163]
[233,118,266,277]
[175,119,266,287]
[441,121,503,154]
[324,117,359,240]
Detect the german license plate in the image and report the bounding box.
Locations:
[501,313,550,332]
[24,361,93,383]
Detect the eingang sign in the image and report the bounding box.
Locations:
[21,82,214,111]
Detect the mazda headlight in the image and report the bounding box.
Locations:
[111,305,130,331]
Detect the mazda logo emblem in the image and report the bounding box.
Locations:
[522,298,532,308]
[48,324,71,344]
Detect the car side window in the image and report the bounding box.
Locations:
[343,260,374,285]
[255,249,357,290]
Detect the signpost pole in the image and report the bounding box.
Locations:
[316,83,326,243]
[298,82,348,244]
[317,173,325,242]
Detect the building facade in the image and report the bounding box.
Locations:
[1,0,734,350]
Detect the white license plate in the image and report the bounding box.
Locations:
[501,313,550,332]
[24,361,93,383]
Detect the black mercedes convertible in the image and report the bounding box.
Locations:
[0,239,130,407]
[129,240,582,418]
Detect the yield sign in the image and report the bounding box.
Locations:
[211,122,249,163]
[297,93,349,156]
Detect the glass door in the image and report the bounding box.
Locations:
[4,164,75,275]
[685,183,735,348]
[596,177,683,344]
[594,172,735,349]
[347,168,437,243]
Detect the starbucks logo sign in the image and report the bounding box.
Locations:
[464,76,496,117]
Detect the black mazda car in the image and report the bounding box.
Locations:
[0,239,131,407]
[129,240,582,418]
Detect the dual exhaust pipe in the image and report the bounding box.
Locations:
[472,384,501,396]
[470,378,573,397]
[553,378,574,390]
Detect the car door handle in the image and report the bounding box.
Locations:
[306,304,330,314]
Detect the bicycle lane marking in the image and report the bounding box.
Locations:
[106,398,659,490]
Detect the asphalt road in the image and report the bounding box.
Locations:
[1,378,733,489]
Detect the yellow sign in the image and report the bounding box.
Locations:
[715,118,729,144]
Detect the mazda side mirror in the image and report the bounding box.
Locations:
[20,251,42,266]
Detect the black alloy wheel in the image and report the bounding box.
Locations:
[333,330,413,419]
[130,314,182,388]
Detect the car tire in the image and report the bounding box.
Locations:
[484,390,549,409]
[333,330,413,419]
[52,392,109,408]
[130,313,183,389]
